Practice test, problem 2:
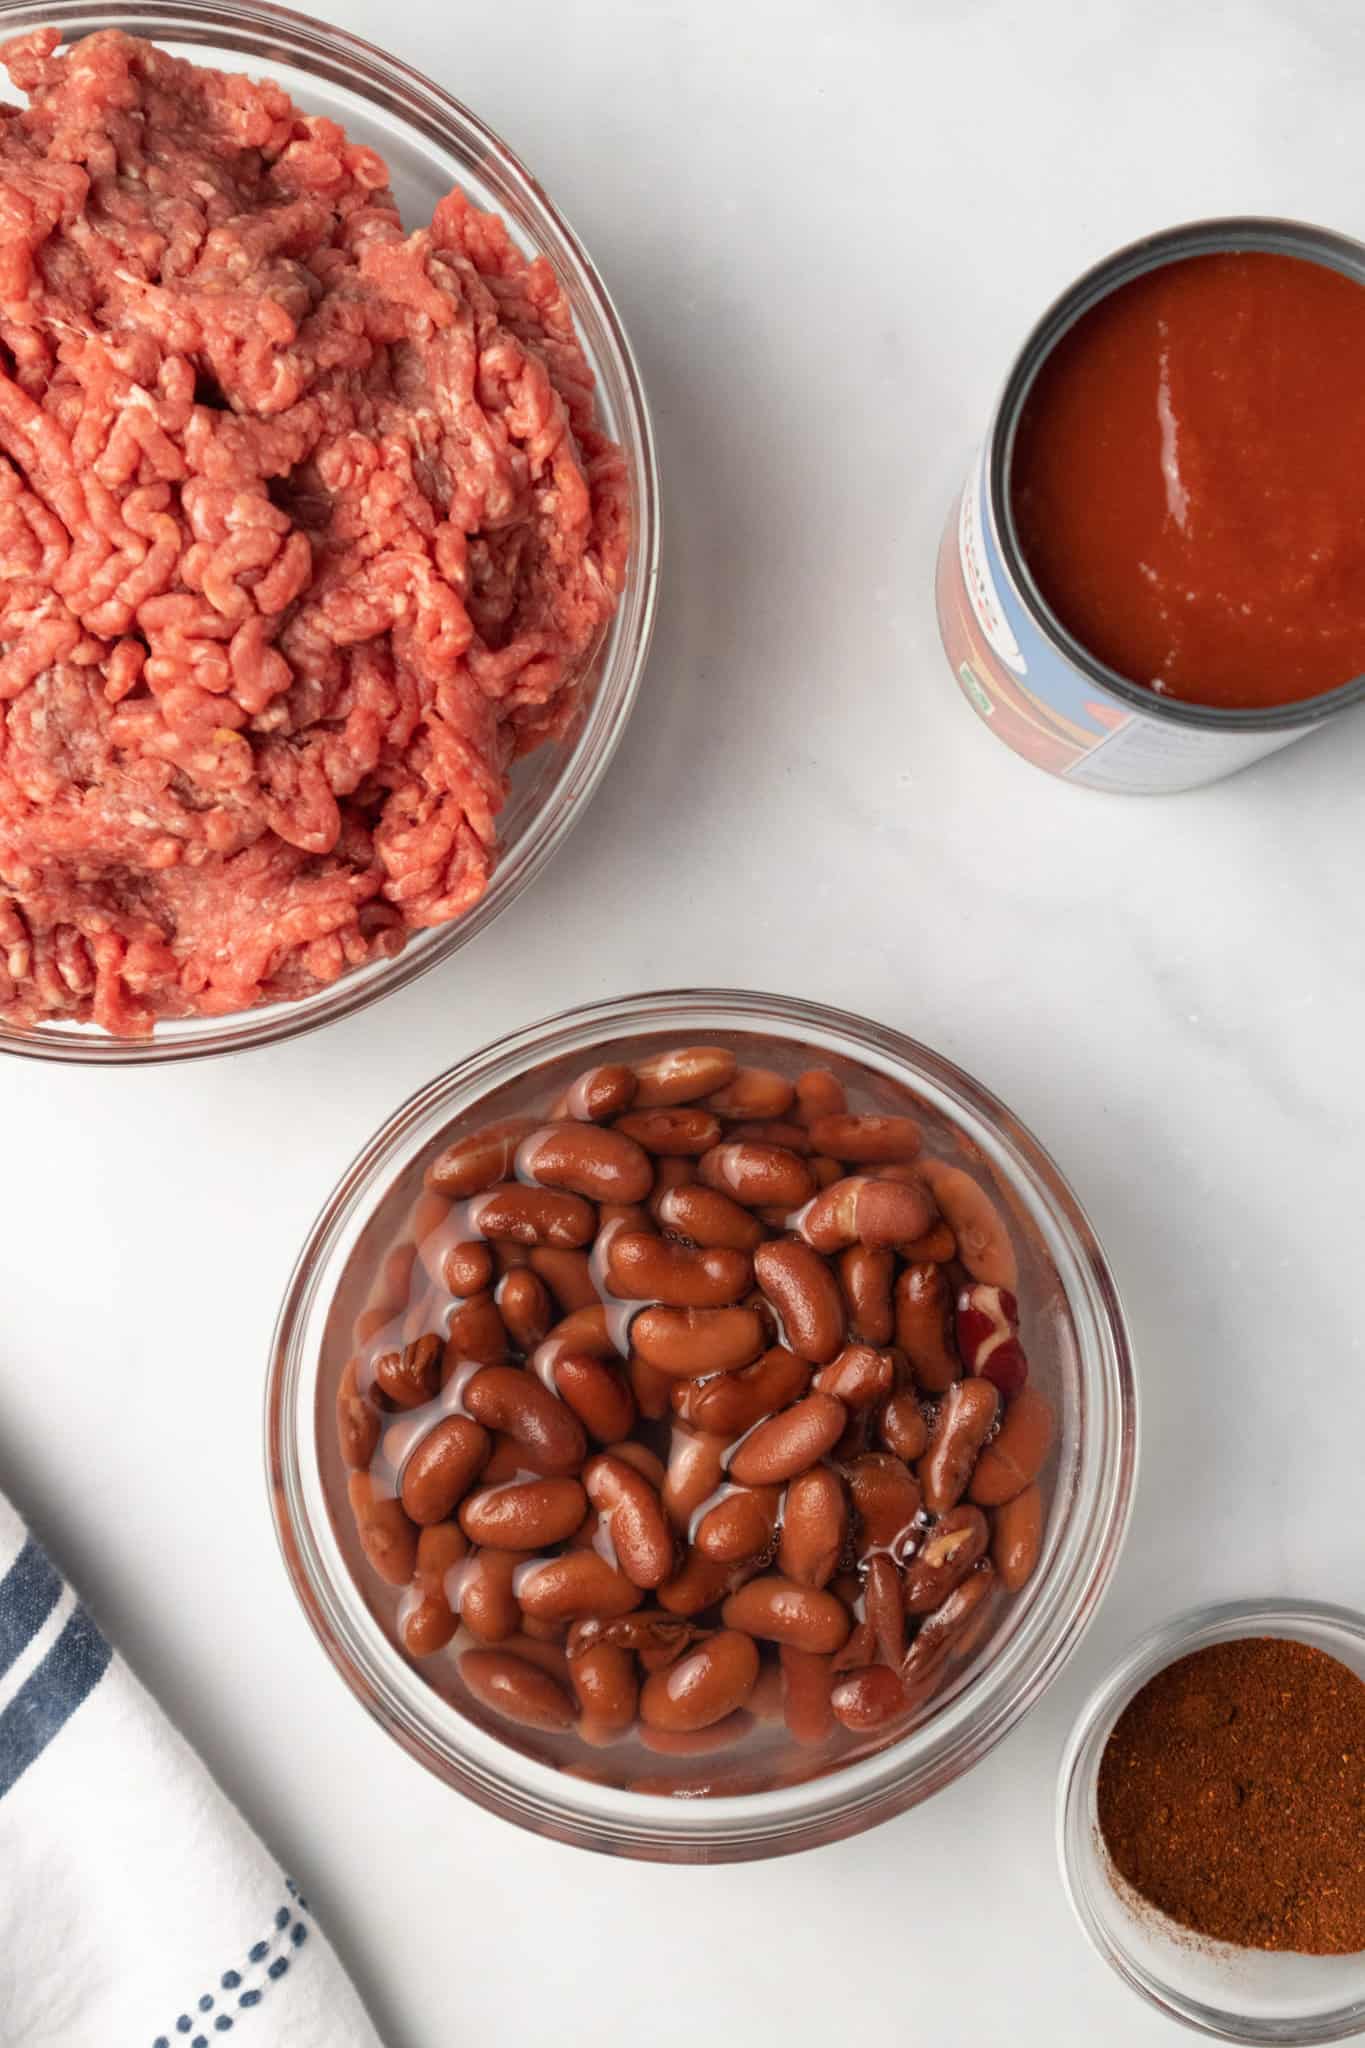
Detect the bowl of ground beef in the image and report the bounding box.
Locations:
[0,1,658,1059]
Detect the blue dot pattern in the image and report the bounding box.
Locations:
[155,1891,309,2045]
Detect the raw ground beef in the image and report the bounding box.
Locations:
[0,28,628,1035]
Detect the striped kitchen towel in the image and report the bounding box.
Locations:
[0,1493,383,2048]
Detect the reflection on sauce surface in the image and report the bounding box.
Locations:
[1012,251,1365,709]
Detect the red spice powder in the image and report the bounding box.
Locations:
[1097,1637,1365,1955]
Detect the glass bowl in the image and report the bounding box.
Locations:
[267,987,1137,1861]
[1058,1599,1365,2043]
[0,0,658,1065]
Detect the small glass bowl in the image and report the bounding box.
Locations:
[0,0,658,1065]
[268,987,1137,1861]
[1058,1599,1365,2044]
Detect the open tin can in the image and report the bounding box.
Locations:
[936,216,1365,794]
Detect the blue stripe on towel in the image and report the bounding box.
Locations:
[0,1538,62,1680]
[0,1604,111,1799]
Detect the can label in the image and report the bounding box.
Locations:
[936,451,1307,794]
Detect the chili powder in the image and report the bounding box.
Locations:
[1097,1638,1365,1954]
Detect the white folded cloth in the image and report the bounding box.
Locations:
[0,1492,383,2048]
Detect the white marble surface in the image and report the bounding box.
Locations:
[3,2,1363,2041]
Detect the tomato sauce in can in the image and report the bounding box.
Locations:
[936,218,1365,794]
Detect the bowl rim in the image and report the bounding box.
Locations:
[0,0,660,1065]
[1056,1596,1365,2044]
[267,985,1139,1860]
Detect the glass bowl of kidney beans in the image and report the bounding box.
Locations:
[269,989,1136,1860]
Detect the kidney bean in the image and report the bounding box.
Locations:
[919,1377,1000,1514]
[366,1236,419,1318]
[917,1160,1018,1290]
[846,1453,923,1557]
[605,1232,752,1309]
[410,1186,452,1242]
[864,1553,906,1666]
[968,1388,1055,1506]
[552,1352,636,1443]
[955,1282,1028,1397]
[777,1466,848,1588]
[539,1303,618,1360]
[456,1547,527,1642]
[814,1342,894,1408]
[698,1142,814,1211]
[752,1240,845,1364]
[524,1248,598,1315]
[657,1546,748,1617]
[903,1223,958,1267]
[721,1576,852,1653]
[702,1066,793,1119]
[670,1346,810,1436]
[831,1664,908,1731]
[472,1184,596,1249]
[478,1434,529,1485]
[654,1182,765,1251]
[902,1505,989,1613]
[426,1118,538,1197]
[694,1484,781,1564]
[728,1119,814,1156]
[800,1175,937,1255]
[662,1426,729,1529]
[991,1483,1043,1590]
[497,1267,552,1351]
[632,1045,737,1106]
[460,1648,576,1731]
[831,1617,878,1673]
[569,1644,638,1742]
[794,1068,848,1124]
[459,1476,587,1550]
[894,1263,959,1392]
[904,1564,996,1676]
[838,1245,895,1346]
[501,1630,572,1681]
[630,1304,766,1377]
[639,1630,760,1733]
[638,1710,754,1756]
[337,1358,381,1469]
[806,1113,923,1163]
[728,1391,846,1485]
[615,1106,722,1157]
[780,1646,836,1744]
[463,1365,586,1476]
[347,1473,418,1586]
[583,1452,674,1588]
[517,1122,653,1205]
[401,1591,458,1659]
[877,1391,929,1462]
[442,1292,509,1375]
[627,1351,674,1421]
[373,1332,441,1410]
[558,1062,638,1122]
[399,1415,491,1525]
[489,1238,531,1277]
[517,1551,643,1622]
[438,1239,494,1298]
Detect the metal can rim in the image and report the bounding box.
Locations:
[987,214,1365,734]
